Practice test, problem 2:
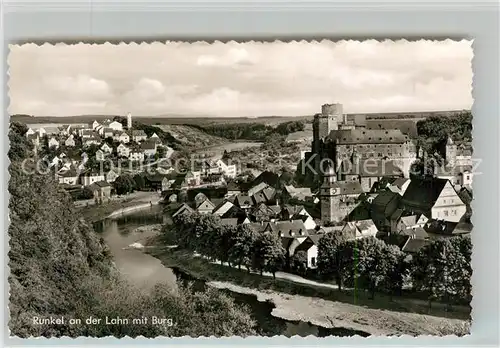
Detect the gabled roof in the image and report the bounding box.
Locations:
[248,181,269,195]
[270,220,308,238]
[339,159,403,177]
[328,129,409,144]
[262,187,276,201]
[392,178,410,189]
[172,203,194,218]
[284,185,313,199]
[251,171,280,188]
[402,238,430,253]
[401,178,450,211]
[424,219,473,236]
[132,130,147,136]
[212,200,235,215]
[235,194,253,208]
[59,169,78,178]
[141,141,157,150]
[400,226,429,239]
[196,198,215,210]
[252,191,268,205]
[226,182,240,192]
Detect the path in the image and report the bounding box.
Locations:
[205,256,469,316]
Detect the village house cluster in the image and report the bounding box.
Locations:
[25,113,175,200]
[168,103,473,270]
[24,113,240,202]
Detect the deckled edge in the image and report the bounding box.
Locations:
[5,38,473,342]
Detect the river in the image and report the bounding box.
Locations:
[93,206,367,337]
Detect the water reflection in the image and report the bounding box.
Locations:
[94,206,368,338]
[94,206,177,291]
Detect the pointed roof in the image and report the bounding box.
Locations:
[447,136,454,146]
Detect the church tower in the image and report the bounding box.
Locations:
[127,112,132,130]
[320,163,341,225]
[445,136,457,167]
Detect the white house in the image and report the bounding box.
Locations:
[108,121,123,131]
[105,169,119,183]
[341,220,378,239]
[96,149,106,161]
[91,120,101,130]
[101,143,113,154]
[293,235,321,269]
[216,158,237,178]
[164,145,174,158]
[141,140,157,158]
[48,137,60,149]
[64,135,76,147]
[132,130,147,143]
[400,178,467,223]
[81,129,94,139]
[95,125,104,135]
[84,137,100,147]
[103,127,114,138]
[81,172,106,186]
[115,132,130,144]
[58,169,79,185]
[38,127,46,137]
[129,150,144,162]
[26,128,35,137]
[117,143,130,158]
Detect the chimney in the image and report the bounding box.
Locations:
[343,113,347,124]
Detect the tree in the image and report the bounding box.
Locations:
[114,175,135,195]
[228,224,258,271]
[133,174,146,191]
[317,232,349,290]
[8,122,33,161]
[290,251,308,276]
[410,238,467,311]
[252,233,285,278]
[213,224,236,266]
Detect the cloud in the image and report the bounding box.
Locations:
[43,74,112,101]
[196,48,256,68]
[8,40,473,117]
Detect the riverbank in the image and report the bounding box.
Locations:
[79,192,161,223]
[146,238,470,337]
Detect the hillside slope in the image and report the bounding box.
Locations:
[7,122,257,338]
[157,124,228,148]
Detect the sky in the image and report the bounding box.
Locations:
[8,39,473,118]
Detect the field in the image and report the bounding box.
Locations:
[155,124,228,149]
[10,109,467,127]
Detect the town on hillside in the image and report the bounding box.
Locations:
[20,101,473,267]
[9,39,475,339]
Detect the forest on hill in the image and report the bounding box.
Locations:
[8,122,257,338]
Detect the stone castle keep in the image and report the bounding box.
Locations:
[305,103,418,223]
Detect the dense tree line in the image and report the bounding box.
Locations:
[416,111,472,156]
[8,123,256,337]
[317,233,471,307]
[190,120,305,141]
[169,213,286,278]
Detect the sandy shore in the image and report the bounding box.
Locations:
[208,281,469,337]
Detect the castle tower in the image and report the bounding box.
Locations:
[319,163,341,224]
[445,136,457,167]
[313,103,341,142]
[127,112,132,130]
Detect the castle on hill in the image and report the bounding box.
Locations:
[304,103,418,223]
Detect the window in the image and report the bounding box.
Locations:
[311,257,316,267]
[444,210,449,217]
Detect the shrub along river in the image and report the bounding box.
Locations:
[93,206,369,337]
